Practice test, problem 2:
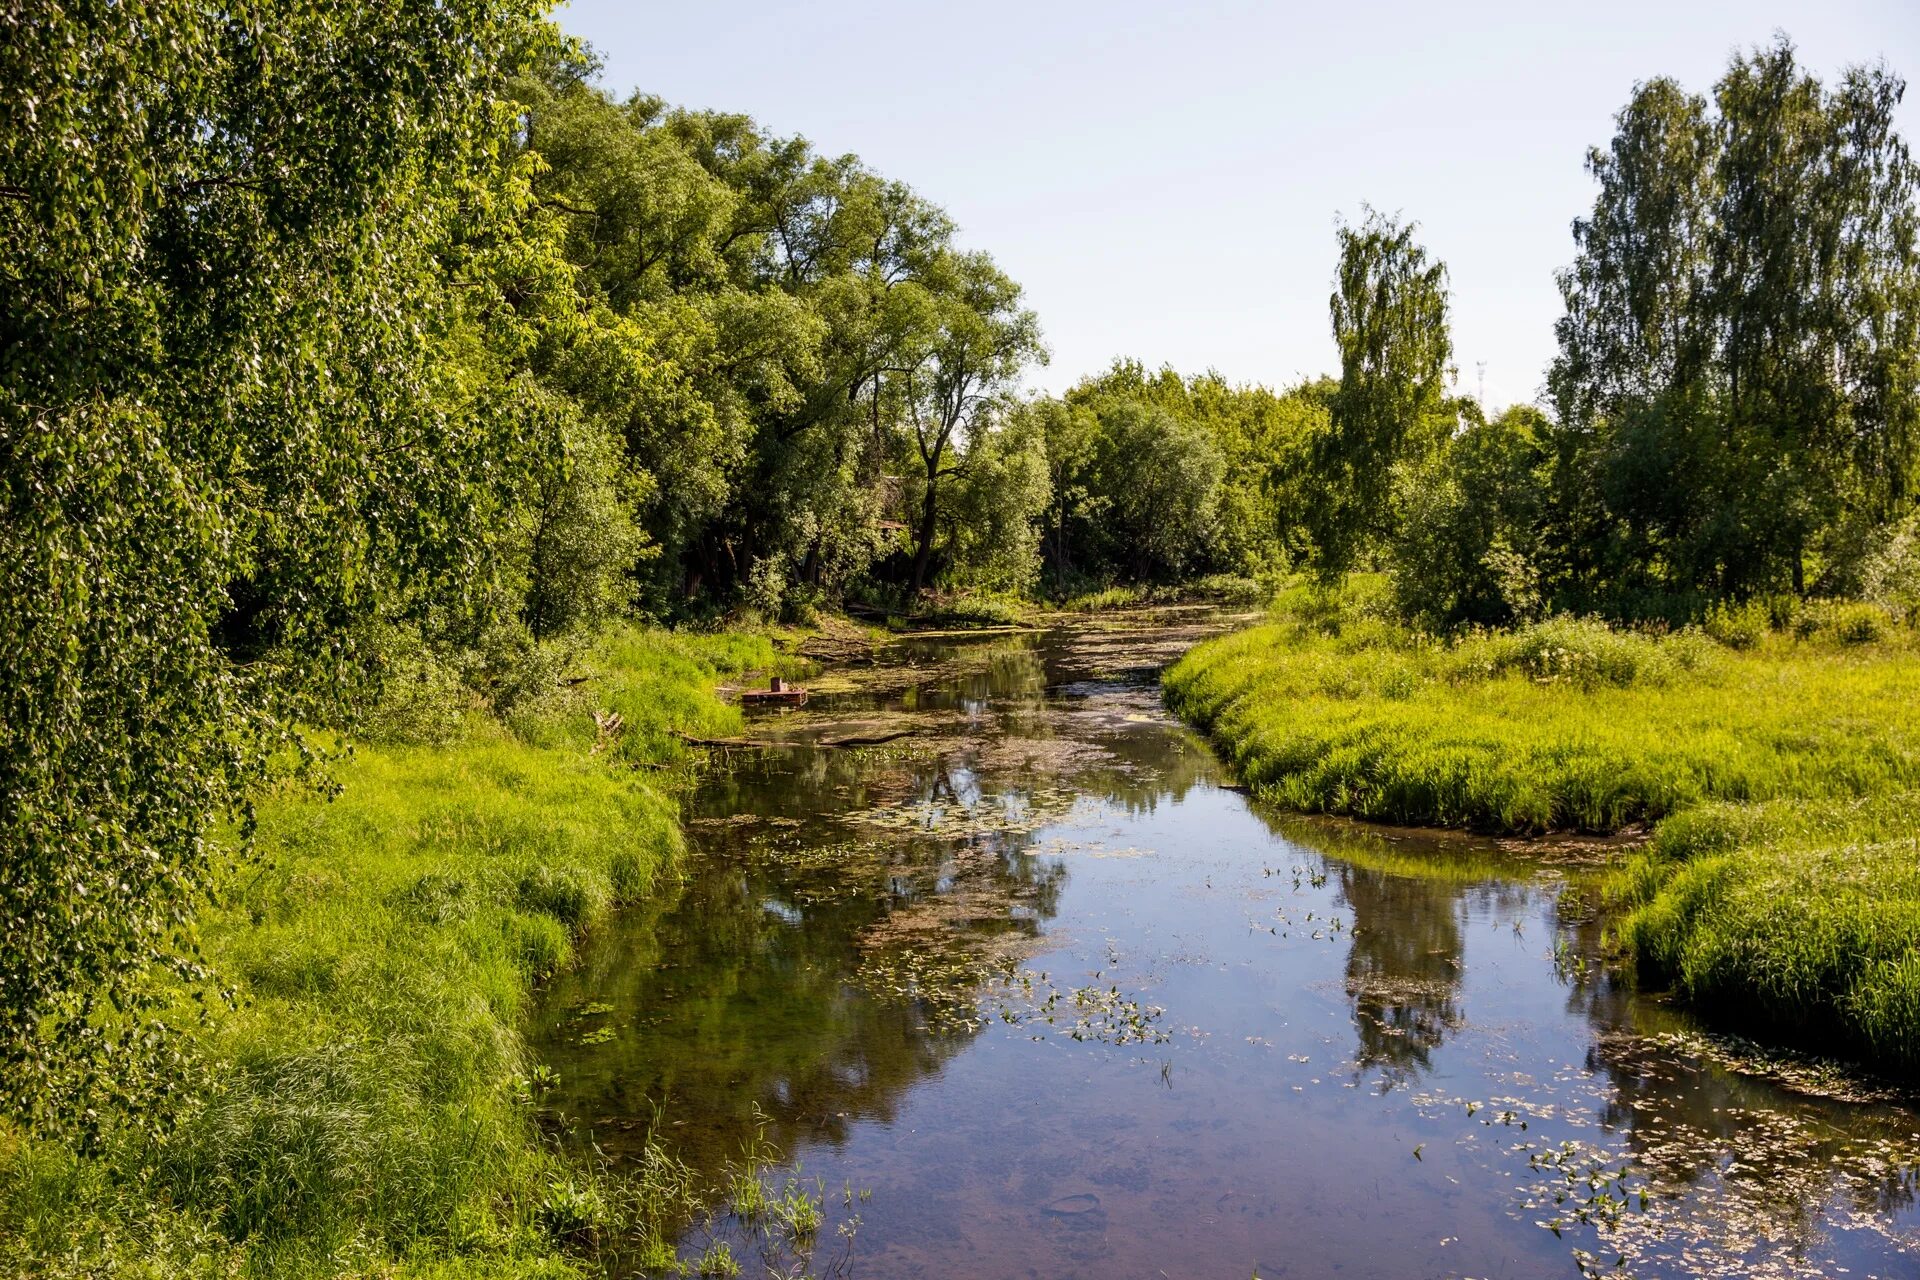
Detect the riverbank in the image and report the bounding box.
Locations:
[1163,583,1920,1069]
[0,627,777,1278]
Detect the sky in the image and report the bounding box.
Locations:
[555,0,1920,411]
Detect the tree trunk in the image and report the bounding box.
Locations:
[910,473,939,593]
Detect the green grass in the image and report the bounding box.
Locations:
[1164,582,1920,1067]
[1614,793,1920,1070]
[1058,574,1268,613]
[0,626,776,1277]
[885,592,1031,630]
[1166,601,1920,834]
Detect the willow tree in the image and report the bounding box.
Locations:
[1310,210,1457,576]
[893,250,1044,592]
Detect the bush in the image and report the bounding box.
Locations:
[1861,511,1920,623]
[1060,585,1143,612]
[0,627,769,1273]
[1178,574,1267,605]
[898,593,1029,629]
[1448,615,1712,690]
[1703,598,1770,650]
[1795,599,1897,646]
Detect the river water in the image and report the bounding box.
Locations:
[531,613,1920,1279]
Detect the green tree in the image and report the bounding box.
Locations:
[1311,210,1458,575]
[1085,401,1226,582]
[1549,38,1920,605]
[895,252,1044,592]
[1,0,550,1127]
[945,402,1053,593]
[1389,405,1554,629]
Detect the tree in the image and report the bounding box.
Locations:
[893,251,1044,592]
[1549,38,1920,604]
[1311,210,1457,576]
[1031,398,1102,592]
[1389,405,1554,629]
[945,403,1053,593]
[1,0,550,1129]
[1085,401,1226,582]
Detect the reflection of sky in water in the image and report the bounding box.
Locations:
[532,618,1920,1279]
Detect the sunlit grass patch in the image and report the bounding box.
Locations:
[1166,605,1920,834]
[1614,792,1920,1068]
[0,628,772,1275]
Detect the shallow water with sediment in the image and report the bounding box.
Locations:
[532,610,1920,1279]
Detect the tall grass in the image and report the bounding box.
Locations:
[0,626,775,1277]
[1164,585,1920,1068]
[1615,793,1920,1069]
[1165,600,1920,834]
[1057,574,1268,613]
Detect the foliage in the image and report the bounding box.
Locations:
[513,61,1045,611]
[1310,210,1458,575]
[0,0,557,1134]
[944,405,1053,594]
[1034,360,1323,593]
[1548,37,1920,602]
[1085,401,1225,581]
[1388,406,1553,629]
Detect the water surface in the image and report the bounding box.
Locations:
[533,613,1920,1279]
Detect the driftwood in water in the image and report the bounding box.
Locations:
[674,727,921,751]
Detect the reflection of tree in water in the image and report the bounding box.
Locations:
[532,745,1070,1189]
[1335,862,1466,1089]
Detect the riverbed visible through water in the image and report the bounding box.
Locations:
[531,612,1920,1279]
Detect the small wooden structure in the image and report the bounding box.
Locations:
[740,675,808,708]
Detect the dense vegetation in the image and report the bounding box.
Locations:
[1168,581,1920,834]
[0,629,774,1275]
[6,1,1920,1273]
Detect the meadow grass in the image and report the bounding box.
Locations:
[1614,792,1920,1069]
[0,626,777,1277]
[1164,582,1920,1067]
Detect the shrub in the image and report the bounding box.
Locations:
[1703,598,1769,650]
[1179,574,1267,605]
[1061,585,1143,612]
[1862,511,1920,623]
[1795,599,1896,646]
[1448,615,1710,690]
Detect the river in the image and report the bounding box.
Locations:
[531,612,1920,1279]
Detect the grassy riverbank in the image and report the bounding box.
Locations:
[1164,581,1920,1068]
[0,628,775,1278]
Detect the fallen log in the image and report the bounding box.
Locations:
[674,727,923,751]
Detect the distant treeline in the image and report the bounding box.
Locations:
[3,1,1917,1133]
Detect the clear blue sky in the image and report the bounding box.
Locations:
[555,0,1920,410]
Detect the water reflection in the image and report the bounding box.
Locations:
[531,613,1920,1279]
[1337,863,1465,1089]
